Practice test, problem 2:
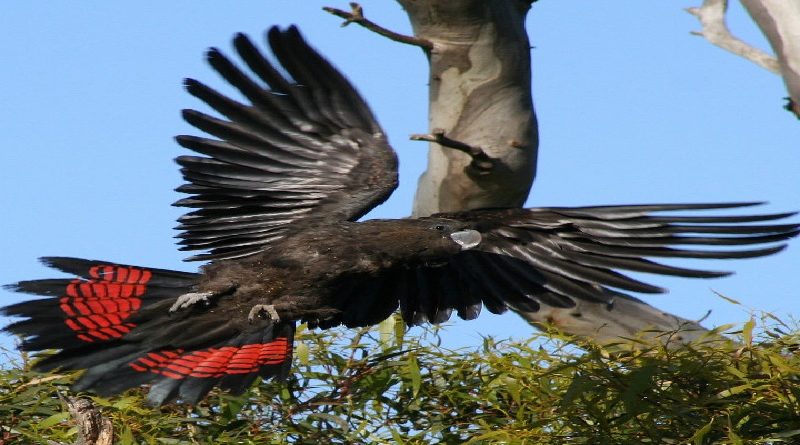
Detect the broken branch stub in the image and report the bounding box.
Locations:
[323,3,433,49]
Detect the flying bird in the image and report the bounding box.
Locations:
[3,26,798,406]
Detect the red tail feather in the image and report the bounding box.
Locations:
[129,337,291,379]
[4,257,295,405]
[60,264,152,343]
[4,258,196,350]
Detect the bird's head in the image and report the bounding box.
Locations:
[362,218,482,264]
[425,219,482,251]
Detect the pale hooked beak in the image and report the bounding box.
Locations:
[450,229,482,250]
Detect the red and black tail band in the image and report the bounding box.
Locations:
[68,320,295,406]
[3,257,198,350]
[3,257,295,405]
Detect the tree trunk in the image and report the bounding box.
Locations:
[400,0,713,347]
[396,0,538,217]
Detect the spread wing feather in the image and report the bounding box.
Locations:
[319,203,798,328]
[176,26,397,261]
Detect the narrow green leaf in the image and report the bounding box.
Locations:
[716,384,753,399]
[713,291,741,305]
[379,316,395,350]
[394,315,406,348]
[688,417,715,445]
[36,411,70,429]
[773,429,800,438]
[621,365,656,413]
[390,427,406,444]
[742,318,755,346]
[725,366,746,379]
[727,415,744,445]
[296,341,309,366]
[465,430,507,444]
[406,353,421,397]
[111,395,138,410]
[119,425,135,445]
[308,412,349,431]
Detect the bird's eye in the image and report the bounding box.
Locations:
[434,225,446,231]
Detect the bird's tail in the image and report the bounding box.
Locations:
[3,257,295,405]
[4,257,199,348]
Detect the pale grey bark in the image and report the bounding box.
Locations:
[688,0,800,118]
[396,0,539,216]
[395,0,715,347]
[528,296,713,348]
[741,0,800,117]
[686,0,780,73]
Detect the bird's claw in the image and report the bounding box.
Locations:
[248,304,281,323]
[170,292,214,313]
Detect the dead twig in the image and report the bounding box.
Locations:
[323,3,433,51]
[15,374,68,391]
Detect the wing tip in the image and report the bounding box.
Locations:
[38,256,75,268]
[182,77,199,90]
[756,243,789,256]
[1,282,19,292]
[267,24,304,50]
[205,46,223,62]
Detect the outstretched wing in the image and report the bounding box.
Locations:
[315,203,798,328]
[175,26,398,261]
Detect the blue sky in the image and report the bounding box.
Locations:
[1,1,798,356]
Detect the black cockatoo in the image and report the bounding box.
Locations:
[3,26,798,405]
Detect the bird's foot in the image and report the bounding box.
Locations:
[248,304,281,323]
[170,292,214,313]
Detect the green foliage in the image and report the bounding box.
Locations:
[2,315,800,444]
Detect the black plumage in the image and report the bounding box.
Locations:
[2,26,798,405]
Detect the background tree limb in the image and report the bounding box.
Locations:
[686,0,780,73]
[689,0,800,118]
[741,0,800,118]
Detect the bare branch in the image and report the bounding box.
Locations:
[323,3,432,50]
[686,0,780,73]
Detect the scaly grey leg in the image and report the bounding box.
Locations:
[170,292,214,313]
[248,304,281,323]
